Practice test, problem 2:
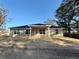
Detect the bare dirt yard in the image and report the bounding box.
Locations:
[0,36,79,59]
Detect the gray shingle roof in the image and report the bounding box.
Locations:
[50,25,60,28]
[10,23,61,30]
[10,25,30,30]
[30,23,48,25]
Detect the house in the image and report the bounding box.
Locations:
[10,23,64,37]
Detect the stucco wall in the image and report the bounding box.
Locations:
[50,28,63,36]
[10,28,64,37]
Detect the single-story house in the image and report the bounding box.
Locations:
[10,23,64,37]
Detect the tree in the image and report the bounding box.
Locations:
[0,7,8,32]
[0,7,7,26]
[44,18,57,26]
[56,0,79,33]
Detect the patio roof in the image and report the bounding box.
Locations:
[10,25,30,30]
[10,23,62,30]
[30,23,50,25]
[50,25,61,28]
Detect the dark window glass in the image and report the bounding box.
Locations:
[14,30,20,34]
[26,29,30,34]
[14,31,16,34]
[40,29,45,34]
[55,29,58,34]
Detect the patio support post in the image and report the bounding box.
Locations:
[48,27,50,37]
[30,27,31,36]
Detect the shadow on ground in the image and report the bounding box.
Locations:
[0,41,79,59]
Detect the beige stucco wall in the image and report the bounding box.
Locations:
[10,28,64,37]
[50,28,63,36]
[10,29,29,36]
[31,28,48,36]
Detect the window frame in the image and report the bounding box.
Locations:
[26,29,30,34]
[40,29,45,34]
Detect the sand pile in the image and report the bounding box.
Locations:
[28,34,52,42]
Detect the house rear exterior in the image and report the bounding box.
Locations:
[10,23,64,37]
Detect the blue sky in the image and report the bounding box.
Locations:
[0,0,62,27]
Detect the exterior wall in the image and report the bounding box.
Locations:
[45,28,50,36]
[31,28,39,35]
[10,30,16,36]
[10,27,64,37]
[10,29,30,36]
[57,29,63,36]
[50,29,56,35]
[50,28,63,36]
[31,27,48,36]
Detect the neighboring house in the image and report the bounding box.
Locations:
[10,23,64,37]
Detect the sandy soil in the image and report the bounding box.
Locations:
[0,35,79,59]
[0,40,79,59]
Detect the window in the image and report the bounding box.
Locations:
[40,29,45,34]
[14,30,20,34]
[14,31,17,34]
[55,29,58,34]
[26,29,30,34]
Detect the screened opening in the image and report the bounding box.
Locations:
[55,29,58,34]
[14,31,17,34]
[40,29,45,34]
[26,29,30,34]
[14,30,20,34]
